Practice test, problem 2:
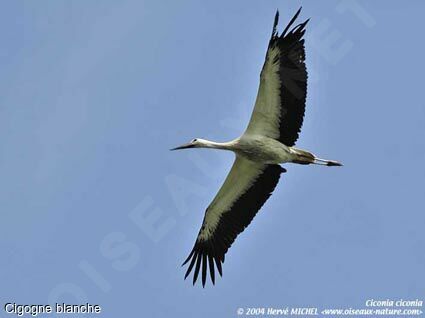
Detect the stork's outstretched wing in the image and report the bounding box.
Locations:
[182,156,285,286]
[245,8,309,147]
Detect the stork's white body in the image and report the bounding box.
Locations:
[196,136,295,164]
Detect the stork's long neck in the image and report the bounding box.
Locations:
[199,139,237,151]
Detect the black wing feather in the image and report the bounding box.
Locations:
[270,8,309,146]
[183,165,285,287]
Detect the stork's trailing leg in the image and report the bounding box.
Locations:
[291,147,342,166]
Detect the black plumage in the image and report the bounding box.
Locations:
[268,8,309,146]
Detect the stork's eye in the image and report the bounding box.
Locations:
[192,139,197,142]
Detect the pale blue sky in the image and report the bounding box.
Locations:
[0,1,424,317]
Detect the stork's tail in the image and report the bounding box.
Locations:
[291,148,343,166]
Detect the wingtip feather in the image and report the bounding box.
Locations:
[201,253,207,287]
[215,258,223,277]
[282,7,302,36]
[192,253,202,285]
[208,255,215,285]
[181,248,195,266]
[183,250,198,279]
[272,10,279,37]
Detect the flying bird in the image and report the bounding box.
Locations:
[171,8,342,287]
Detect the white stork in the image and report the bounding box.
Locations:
[171,8,342,287]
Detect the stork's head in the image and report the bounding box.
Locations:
[170,138,204,151]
